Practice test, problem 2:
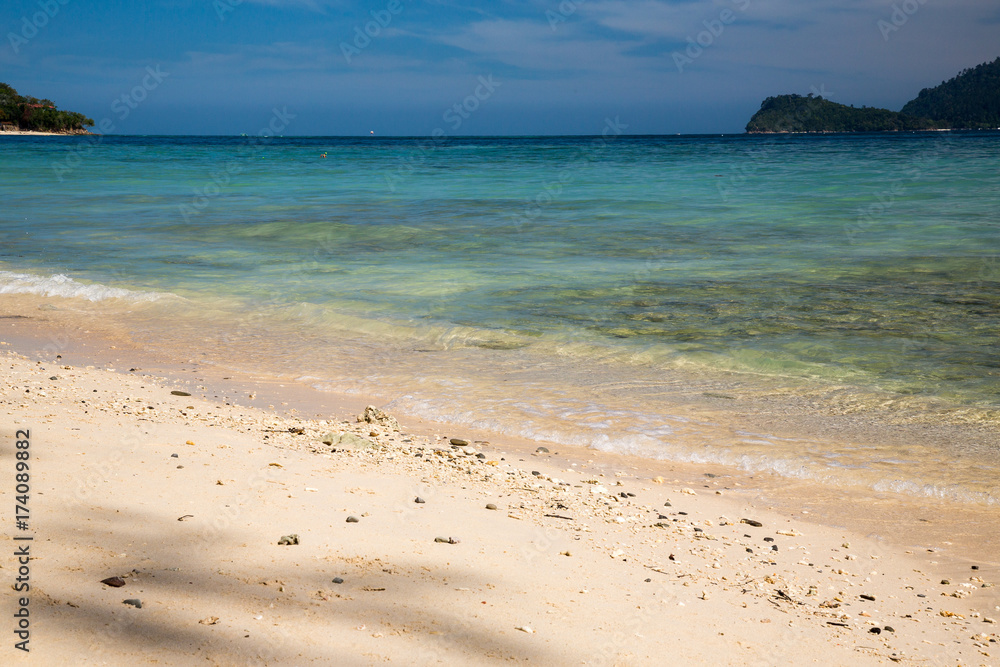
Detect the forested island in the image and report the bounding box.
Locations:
[0,82,94,134]
[747,56,1000,133]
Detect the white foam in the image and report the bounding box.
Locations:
[0,271,165,303]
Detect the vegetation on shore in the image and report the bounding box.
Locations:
[747,56,1000,133]
[0,82,94,133]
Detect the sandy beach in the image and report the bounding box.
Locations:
[1,307,998,666]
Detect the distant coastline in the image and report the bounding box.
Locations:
[0,127,94,136]
[747,56,999,134]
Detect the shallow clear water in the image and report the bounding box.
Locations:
[2,133,998,502]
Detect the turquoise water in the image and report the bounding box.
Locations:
[2,133,999,502]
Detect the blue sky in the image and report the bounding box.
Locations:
[2,0,997,135]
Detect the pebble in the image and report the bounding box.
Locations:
[663,501,672,507]
[123,599,142,609]
[332,577,344,584]
[741,519,763,528]
[861,594,875,601]
[514,625,534,634]
[170,453,179,458]
[485,503,497,510]
[884,626,895,632]
[170,390,191,396]
[869,627,881,634]
[278,534,299,545]
[532,471,542,476]
[101,577,126,588]
[536,447,549,453]
[941,579,950,585]
[434,537,460,544]
[414,497,425,504]
[450,438,469,446]
[346,516,360,523]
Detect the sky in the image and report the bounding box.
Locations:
[2,0,998,135]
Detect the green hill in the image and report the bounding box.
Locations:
[747,56,1000,133]
[0,82,94,134]
[900,57,1000,129]
[746,94,934,133]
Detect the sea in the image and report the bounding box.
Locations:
[2,132,998,508]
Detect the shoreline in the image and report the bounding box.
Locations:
[0,129,94,136]
[2,298,998,663]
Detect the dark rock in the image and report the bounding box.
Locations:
[332,577,344,584]
[170,454,179,458]
[971,565,979,570]
[434,537,459,544]
[171,390,191,396]
[940,579,950,585]
[450,438,469,446]
[741,519,763,527]
[536,447,550,453]
[123,599,142,609]
[917,593,926,598]
[746,548,753,553]
[532,471,542,476]
[414,497,425,504]
[771,545,778,551]
[346,516,360,523]
[486,503,498,510]
[645,578,651,582]
[476,453,486,459]
[101,577,126,588]
[620,492,628,498]
[883,626,895,632]
[869,627,881,634]
[49,376,58,381]
[678,511,688,516]
[763,537,774,542]
[278,534,299,545]
[663,501,672,507]
[626,492,636,497]
[860,594,875,601]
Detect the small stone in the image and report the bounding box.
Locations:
[359,405,400,430]
[771,545,778,551]
[171,390,191,396]
[536,447,549,453]
[663,501,672,507]
[741,519,763,528]
[346,516,360,523]
[123,599,142,609]
[434,537,459,544]
[941,579,950,585]
[332,577,344,584]
[869,627,881,634]
[972,565,980,570]
[450,438,469,446]
[49,376,58,381]
[278,534,299,545]
[532,471,542,476]
[476,453,486,459]
[101,577,126,588]
[984,617,996,624]
[883,626,895,632]
[485,503,497,510]
[861,594,875,601]
[170,453,179,458]
[514,625,534,634]
[414,497,425,504]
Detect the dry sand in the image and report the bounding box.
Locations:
[1,330,998,664]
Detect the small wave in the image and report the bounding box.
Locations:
[0,271,166,303]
